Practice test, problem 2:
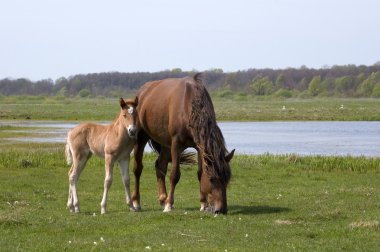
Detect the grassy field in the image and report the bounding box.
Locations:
[0,143,379,251]
[1,95,380,121]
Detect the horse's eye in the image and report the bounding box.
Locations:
[123,114,127,118]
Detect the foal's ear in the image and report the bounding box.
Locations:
[133,96,138,106]
[119,97,127,108]
[225,149,235,163]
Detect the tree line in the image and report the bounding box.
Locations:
[1,64,380,98]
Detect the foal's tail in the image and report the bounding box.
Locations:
[65,140,73,165]
[149,139,196,165]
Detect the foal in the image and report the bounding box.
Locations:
[66,97,138,214]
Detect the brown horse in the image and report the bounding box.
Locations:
[132,73,234,214]
[66,97,138,214]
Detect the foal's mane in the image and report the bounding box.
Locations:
[189,73,231,184]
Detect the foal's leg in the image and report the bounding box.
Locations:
[100,154,115,214]
[164,139,182,212]
[68,152,90,213]
[132,131,148,211]
[155,147,170,206]
[197,151,208,211]
[119,158,136,211]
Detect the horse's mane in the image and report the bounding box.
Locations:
[189,73,231,184]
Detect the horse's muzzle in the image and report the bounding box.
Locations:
[214,208,228,215]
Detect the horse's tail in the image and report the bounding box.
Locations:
[65,139,73,165]
[148,139,196,165]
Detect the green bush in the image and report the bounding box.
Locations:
[371,84,380,98]
[273,88,292,98]
[78,89,91,98]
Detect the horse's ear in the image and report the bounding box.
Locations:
[225,149,235,163]
[119,97,127,108]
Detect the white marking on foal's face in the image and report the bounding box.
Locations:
[128,106,134,114]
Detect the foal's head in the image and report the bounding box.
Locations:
[119,97,138,138]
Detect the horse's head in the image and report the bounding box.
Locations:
[200,149,235,214]
[119,97,138,138]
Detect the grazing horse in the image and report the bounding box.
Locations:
[65,97,138,214]
[132,73,235,214]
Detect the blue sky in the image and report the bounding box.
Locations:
[0,0,379,80]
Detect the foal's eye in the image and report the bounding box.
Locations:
[123,114,127,118]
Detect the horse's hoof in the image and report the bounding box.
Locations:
[132,201,141,211]
[129,206,138,212]
[163,204,173,212]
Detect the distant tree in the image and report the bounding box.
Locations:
[308,76,322,96]
[358,72,380,97]
[250,75,273,95]
[371,83,380,98]
[224,73,240,91]
[297,77,309,91]
[356,73,366,84]
[275,74,286,90]
[209,68,224,73]
[320,77,335,96]
[171,68,182,73]
[57,87,68,97]
[335,76,355,96]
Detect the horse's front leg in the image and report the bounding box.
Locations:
[164,140,181,212]
[132,131,149,211]
[100,154,115,214]
[197,151,208,212]
[119,158,136,211]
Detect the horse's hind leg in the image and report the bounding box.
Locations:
[68,152,89,213]
[155,147,170,207]
[100,154,115,214]
[119,158,136,211]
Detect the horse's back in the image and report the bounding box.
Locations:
[137,76,198,148]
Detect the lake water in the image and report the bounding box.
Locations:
[1,121,380,157]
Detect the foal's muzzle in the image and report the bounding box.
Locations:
[128,126,137,138]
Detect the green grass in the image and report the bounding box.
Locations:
[1,144,379,251]
[1,96,380,121]
[213,97,380,121]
